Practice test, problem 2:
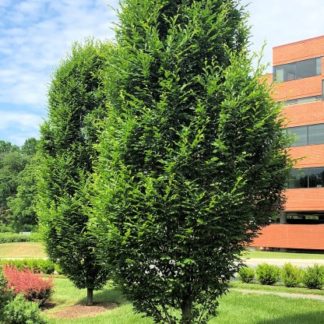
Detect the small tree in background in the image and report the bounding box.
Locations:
[37,41,112,305]
[93,0,291,322]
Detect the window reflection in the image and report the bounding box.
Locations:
[274,57,321,82]
[288,167,324,188]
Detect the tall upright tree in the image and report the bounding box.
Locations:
[37,41,111,305]
[93,0,290,323]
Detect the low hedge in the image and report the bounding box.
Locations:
[0,260,55,275]
[0,233,40,244]
[239,263,324,290]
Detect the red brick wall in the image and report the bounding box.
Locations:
[282,101,324,127]
[285,188,324,211]
[251,224,324,250]
[273,36,324,65]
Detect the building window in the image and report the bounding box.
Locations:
[284,213,324,224]
[274,57,321,82]
[285,123,324,146]
[288,167,324,188]
[284,95,322,106]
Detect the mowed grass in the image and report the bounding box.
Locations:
[244,250,324,260]
[0,242,46,259]
[45,277,324,324]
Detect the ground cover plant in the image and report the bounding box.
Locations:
[92,0,290,322]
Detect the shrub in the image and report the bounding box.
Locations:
[1,259,55,275]
[0,270,13,318]
[302,265,324,289]
[281,263,302,288]
[238,267,255,283]
[256,264,280,285]
[2,294,46,324]
[3,266,53,306]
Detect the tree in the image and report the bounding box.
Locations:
[7,138,39,232]
[0,142,28,231]
[37,41,111,305]
[93,0,290,323]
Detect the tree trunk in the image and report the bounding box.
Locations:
[181,297,193,324]
[87,288,94,306]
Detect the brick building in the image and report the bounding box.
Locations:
[252,36,324,250]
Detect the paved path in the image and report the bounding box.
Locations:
[232,288,324,301]
[244,258,324,268]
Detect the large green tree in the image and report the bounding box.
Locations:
[37,41,111,305]
[93,0,290,323]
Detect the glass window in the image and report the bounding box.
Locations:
[274,57,321,82]
[288,167,324,188]
[309,124,324,145]
[296,59,318,78]
[287,126,307,146]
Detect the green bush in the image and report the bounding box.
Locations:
[0,232,39,244]
[2,294,46,324]
[0,260,55,275]
[256,264,280,285]
[281,263,302,287]
[302,265,324,289]
[0,270,13,318]
[238,267,255,283]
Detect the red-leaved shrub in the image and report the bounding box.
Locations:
[2,265,53,306]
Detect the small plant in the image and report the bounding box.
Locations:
[238,267,255,283]
[3,266,53,306]
[281,263,302,288]
[2,294,46,324]
[302,265,324,289]
[256,264,280,285]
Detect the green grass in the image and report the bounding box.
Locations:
[244,250,324,260]
[0,242,46,259]
[44,277,324,323]
[230,281,324,296]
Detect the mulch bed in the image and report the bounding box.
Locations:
[52,302,118,319]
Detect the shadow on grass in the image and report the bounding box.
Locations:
[77,286,128,307]
[259,311,324,324]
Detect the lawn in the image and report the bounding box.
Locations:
[0,242,46,259]
[243,250,324,260]
[230,281,324,296]
[44,277,324,323]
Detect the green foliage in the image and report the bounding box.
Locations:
[2,294,46,324]
[281,263,302,288]
[302,265,324,289]
[93,0,290,323]
[7,157,39,232]
[0,259,55,275]
[238,267,255,283]
[37,40,112,304]
[256,264,281,285]
[0,232,39,244]
[0,270,13,319]
[0,138,38,232]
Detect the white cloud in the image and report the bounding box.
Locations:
[0,0,119,108]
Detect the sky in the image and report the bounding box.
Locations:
[0,0,324,145]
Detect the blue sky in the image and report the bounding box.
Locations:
[0,0,324,145]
